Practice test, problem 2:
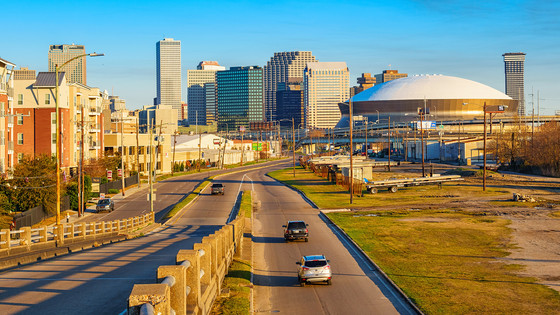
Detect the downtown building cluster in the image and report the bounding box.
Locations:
[184,50,418,132]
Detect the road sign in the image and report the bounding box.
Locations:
[416,121,436,130]
[107,170,112,180]
[117,169,122,177]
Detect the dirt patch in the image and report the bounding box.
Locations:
[398,217,454,223]
[389,162,560,292]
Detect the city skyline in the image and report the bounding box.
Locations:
[1,0,559,114]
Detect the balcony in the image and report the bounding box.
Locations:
[89,110,101,116]
[89,141,101,150]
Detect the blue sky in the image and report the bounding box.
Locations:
[2,0,559,114]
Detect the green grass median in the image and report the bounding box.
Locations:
[212,190,252,314]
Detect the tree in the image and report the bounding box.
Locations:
[0,155,57,214]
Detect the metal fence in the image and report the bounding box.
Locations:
[99,175,139,194]
[14,196,70,229]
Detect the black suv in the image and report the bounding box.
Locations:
[283,221,309,242]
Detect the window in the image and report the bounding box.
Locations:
[18,94,23,105]
[17,153,24,162]
[52,133,56,144]
[17,115,23,125]
[17,133,23,145]
[51,112,56,125]
[45,94,51,105]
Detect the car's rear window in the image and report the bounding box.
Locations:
[98,199,110,205]
[304,260,327,268]
[288,222,306,229]
[212,184,223,187]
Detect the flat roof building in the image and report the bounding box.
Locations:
[217,66,264,131]
[156,38,182,120]
[304,62,349,129]
[48,44,87,84]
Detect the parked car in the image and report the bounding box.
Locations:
[283,220,309,242]
[211,183,225,195]
[96,198,114,213]
[296,255,332,286]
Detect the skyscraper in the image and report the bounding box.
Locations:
[216,66,264,131]
[503,52,526,116]
[304,62,349,129]
[156,38,182,119]
[263,51,317,122]
[186,61,225,125]
[48,44,87,84]
[374,69,407,84]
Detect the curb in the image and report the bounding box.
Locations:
[319,211,423,315]
[264,173,319,209]
[266,169,421,314]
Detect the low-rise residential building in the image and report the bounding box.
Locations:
[11,69,105,173]
[0,58,16,172]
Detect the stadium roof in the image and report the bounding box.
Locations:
[351,74,512,102]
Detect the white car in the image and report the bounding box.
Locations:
[296,255,332,286]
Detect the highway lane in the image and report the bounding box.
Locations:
[80,160,284,223]
[250,166,412,314]
[0,163,269,314]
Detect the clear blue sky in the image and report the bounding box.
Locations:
[2,0,559,114]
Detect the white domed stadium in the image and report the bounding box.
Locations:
[336,74,518,128]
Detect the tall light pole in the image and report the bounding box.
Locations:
[55,52,103,225]
[349,99,354,204]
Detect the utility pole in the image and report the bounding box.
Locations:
[121,110,125,196]
[172,130,177,176]
[79,106,84,217]
[149,119,154,213]
[365,120,368,158]
[240,130,244,166]
[292,118,295,177]
[136,116,140,188]
[349,99,354,204]
[483,102,487,191]
[388,116,391,171]
[198,132,202,171]
[420,109,425,177]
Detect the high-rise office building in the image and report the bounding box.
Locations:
[186,61,225,125]
[156,38,182,120]
[351,73,376,97]
[263,51,317,122]
[304,62,349,129]
[48,44,87,84]
[374,69,407,84]
[204,82,217,124]
[277,82,304,128]
[216,66,264,131]
[503,52,526,116]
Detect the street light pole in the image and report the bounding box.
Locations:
[55,52,103,225]
[483,101,487,191]
[388,116,391,171]
[349,99,354,204]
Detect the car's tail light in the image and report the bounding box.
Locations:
[323,265,330,270]
[305,229,308,233]
[302,267,309,271]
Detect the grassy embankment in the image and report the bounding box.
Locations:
[269,167,560,314]
[212,190,252,314]
[268,166,506,209]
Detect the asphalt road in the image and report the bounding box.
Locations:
[0,160,414,314]
[0,162,278,315]
[249,165,414,314]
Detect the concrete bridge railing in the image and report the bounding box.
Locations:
[127,214,245,315]
[0,212,155,256]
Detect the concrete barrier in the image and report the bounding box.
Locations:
[0,212,155,258]
[127,206,246,315]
